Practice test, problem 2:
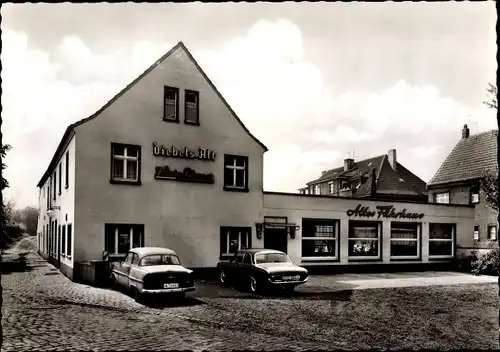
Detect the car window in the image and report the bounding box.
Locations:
[131,253,140,265]
[124,252,134,265]
[140,254,181,266]
[255,252,291,264]
[234,252,245,263]
[242,253,252,265]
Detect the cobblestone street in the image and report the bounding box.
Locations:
[2,253,498,351]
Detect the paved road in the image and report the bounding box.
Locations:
[1,253,497,351]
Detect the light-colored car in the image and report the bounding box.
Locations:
[110,247,195,302]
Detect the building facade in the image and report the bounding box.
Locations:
[427,124,498,257]
[299,150,428,203]
[36,42,476,281]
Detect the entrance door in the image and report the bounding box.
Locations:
[264,227,288,254]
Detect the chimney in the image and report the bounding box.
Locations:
[388,149,397,171]
[344,158,354,171]
[462,124,470,139]
[321,170,327,176]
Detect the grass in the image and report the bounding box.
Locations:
[185,283,499,350]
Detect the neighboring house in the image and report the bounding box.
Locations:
[300,149,428,203]
[427,124,498,256]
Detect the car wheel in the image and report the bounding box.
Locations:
[284,285,295,294]
[131,287,142,303]
[249,276,258,293]
[220,270,227,284]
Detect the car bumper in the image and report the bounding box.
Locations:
[142,287,196,294]
[268,277,308,285]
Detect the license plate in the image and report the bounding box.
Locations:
[282,275,300,281]
[164,283,179,289]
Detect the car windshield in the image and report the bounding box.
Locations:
[140,254,181,266]
[255,252,291,264]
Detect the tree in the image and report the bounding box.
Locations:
[483,82,498,110]
[481,169,498,212]
[19,206,39,236]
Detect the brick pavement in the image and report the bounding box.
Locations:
[0,253,343,351]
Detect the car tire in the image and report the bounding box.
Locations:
[284,285,295,294]
[220,270,227,284]
[249,276,258,293]
[131,286,142,304]
[109,274,118,290]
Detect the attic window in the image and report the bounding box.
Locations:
[164,86,179,122]
[185,90,199,125]
[470,186,479,204]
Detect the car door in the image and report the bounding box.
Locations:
[231,251,246,286]
[240,252,254,281]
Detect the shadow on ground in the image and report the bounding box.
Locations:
[1,252,34,274]
[143,296,206,308]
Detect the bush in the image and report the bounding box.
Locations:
[471,248,500,276]
[0,225,25,250]
[456,252,478,273]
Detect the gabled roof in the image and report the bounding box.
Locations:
[428,129,498,187]
[37,41,268,188]
[307,155,384,185]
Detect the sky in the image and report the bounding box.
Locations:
[1,2,498,209]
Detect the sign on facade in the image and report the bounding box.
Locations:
[154,166,215,184]
[346,204,424,220]
[153,142,216,161]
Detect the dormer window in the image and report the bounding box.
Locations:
[341,181,349,191]
[470,186,479,204]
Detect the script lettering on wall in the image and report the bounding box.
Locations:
[346,204,424,220]
[154,166,215,184]
[153,142,216,161]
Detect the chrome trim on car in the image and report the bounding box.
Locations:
[129,276,144,284]
[142,287,195,294]
[268,277,308,285]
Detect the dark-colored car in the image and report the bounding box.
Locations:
[217,248,308,293]
[110,247,195,302]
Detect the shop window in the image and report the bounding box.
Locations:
[473,226,479,241]
[348,221,381,259]
[220,227,251,258]
[110,143,141,185]
[328,181,334,194]
[104,224,144,257]
[62,225,66,255]
[429,223,455,258]
[184,90,199,125]
[163,86,179,122]
[223,155,248,191]
[65,151,69,189]
[434,192,450,204]
[301,219,339,260]
[390,222,420,259]
[470,186,480,204]
[488,225,497,240]
[67,224,72,257]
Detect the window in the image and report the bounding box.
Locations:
[65,151,69,189]
[124,252,134,265]
[224,155,248,191]
[140,254,180,266]
[473,226,479,240]
[132,253,140,265]
[488,225,497,240]
[110,143,141,184]
[328,181,334,194]
[184,90,199,125]
[341,181,349,191]
[301,219,339,260]
[348,221,382,259]
[104,224,144,256]
[163,86,179,122]
[429,223,455,258]
[62,225,66,255]
[470,186,479,204]
[58,163,62,195]
[53,172,57,200]
[67,224,72,257]
[46,183,50,209]
[434,192,450,204]
[58,225,61,255]
[390,222,421,259]
[220,227,251,257]
[314,185,320,195]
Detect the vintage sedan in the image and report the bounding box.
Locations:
[110,247,195,302]
[217,248,308,293]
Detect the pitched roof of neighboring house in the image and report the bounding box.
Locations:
[306,152,427,197]
[428,128,498,187]
[37,41,268,188]
[307,155,385,185]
